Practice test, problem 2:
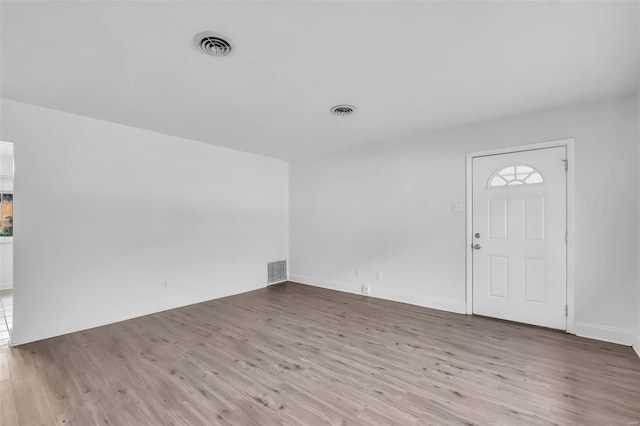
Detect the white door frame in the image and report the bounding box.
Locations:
[465,138,575,334]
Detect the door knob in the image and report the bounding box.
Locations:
[473,244,482,250]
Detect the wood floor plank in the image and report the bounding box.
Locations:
[0,375,19,426]
[2,282,639,425]
[11,376,55,426]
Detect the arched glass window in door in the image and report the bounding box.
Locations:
[488,164,544,188]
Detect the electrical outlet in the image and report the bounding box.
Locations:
[355,269,360,277]
[452,203,464,213]
[361,284,370,295]
[162,281,168,289]
[375,272,382,280]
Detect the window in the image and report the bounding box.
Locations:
[0,189,12,237]
[0,142,12,239]
[488,164,544,188]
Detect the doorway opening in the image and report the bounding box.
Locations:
[465,139,575,333]
[0,142,14,346]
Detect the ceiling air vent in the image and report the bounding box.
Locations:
[330,104,356,116]
[194,32,233,56]
[268,260,287,285]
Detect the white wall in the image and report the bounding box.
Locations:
[2,94,638,348]
[0,99,289,345]
[0,244,12,290]
[0,142,13,290]
[291,94,639,345]
[634,3,640,359]
[637,90,640,357]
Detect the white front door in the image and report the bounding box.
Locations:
[472,147,567,330]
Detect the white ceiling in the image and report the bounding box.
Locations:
[2,1,638,160]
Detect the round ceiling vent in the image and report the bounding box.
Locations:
[194,32,233,56]
[330,104,356,116]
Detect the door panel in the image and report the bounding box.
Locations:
[472,147,567,330]
[488,256,508,298]
[524,258,546,303]
[489,198,508,240]
[524,197,545,240]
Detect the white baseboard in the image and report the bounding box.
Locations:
[267,279,288,286]
[291,275,639,349]
[10,283,264,346]
[289,274,467,314]
[574,322,636,346]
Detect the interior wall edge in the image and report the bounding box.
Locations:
[291,276,638,347]
[289,95,639,347]
[9,282,265,346]
[574,322,637,346]
[2,98,289,346]
[289,275,467,315]
[0,96,289,164]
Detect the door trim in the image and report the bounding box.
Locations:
[465,138,575,334]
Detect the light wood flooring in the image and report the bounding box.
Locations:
[1,282,639,425]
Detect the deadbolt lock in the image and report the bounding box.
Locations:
[474,233,481,238]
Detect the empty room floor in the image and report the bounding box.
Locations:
[1,282,639,425]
